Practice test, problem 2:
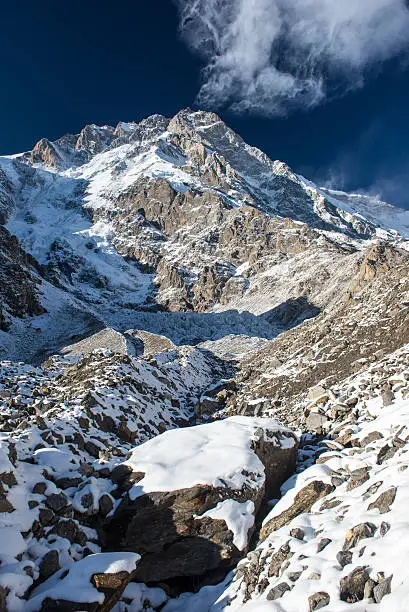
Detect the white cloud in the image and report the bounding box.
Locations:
[175,0,409,115]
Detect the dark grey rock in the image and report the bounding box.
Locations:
[45,492,68,512]
[373,575,392,603]
[32,482,47,495]
[317,538,332,553]
[336,551,352,568]
[368,487,397,514]
[308,591,330,610]
[99,493,114,517]
[340,567,370,603]
[39,508,56,526]
[343,523,376,551]
[39,550,60,581]
[267,582,291,601]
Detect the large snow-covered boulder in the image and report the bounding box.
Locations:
[106,416,298,582]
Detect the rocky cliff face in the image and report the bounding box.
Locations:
[0,225,45,331]
[1,109,409,610]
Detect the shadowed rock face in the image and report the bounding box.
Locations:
[0,168,14,224]
[0,225,45,330]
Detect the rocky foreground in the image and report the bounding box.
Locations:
[0,346,297,610]
[1,341,409,610]
[1,109,409,610]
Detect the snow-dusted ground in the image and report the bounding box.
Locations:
[155,345,409,611]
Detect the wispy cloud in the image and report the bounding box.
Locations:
[313,121,409,208]
[175,0,409,115]
[362,168,409,208]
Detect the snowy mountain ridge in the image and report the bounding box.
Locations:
[1,108,409,362]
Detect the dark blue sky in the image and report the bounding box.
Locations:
[1,0,409,206]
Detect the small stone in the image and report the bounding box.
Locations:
[98,493,114,517]
[55,476,82,490]
[52,519,79,543]
[84,440,101,458]
[317,538,332,553]
[336,551,352,568]
[368,487,397,514]
[343,523,376,551]
[79,462,94,476]
[266,582,291,601]
[0,496,14,513]
[309,572,321,580]
[45,492,68,512]
[0,586,9,610]
[0,471,17,487]
[39,508,56,526]
[309,592,330,611]
[380,522,391,537]
[290,527,304,540]
[32,482,47,495]
[39,550,60,581]
[373,575,392,603]
[79,492,93,509]
[110,464,133,485]
[340,567,370,603]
